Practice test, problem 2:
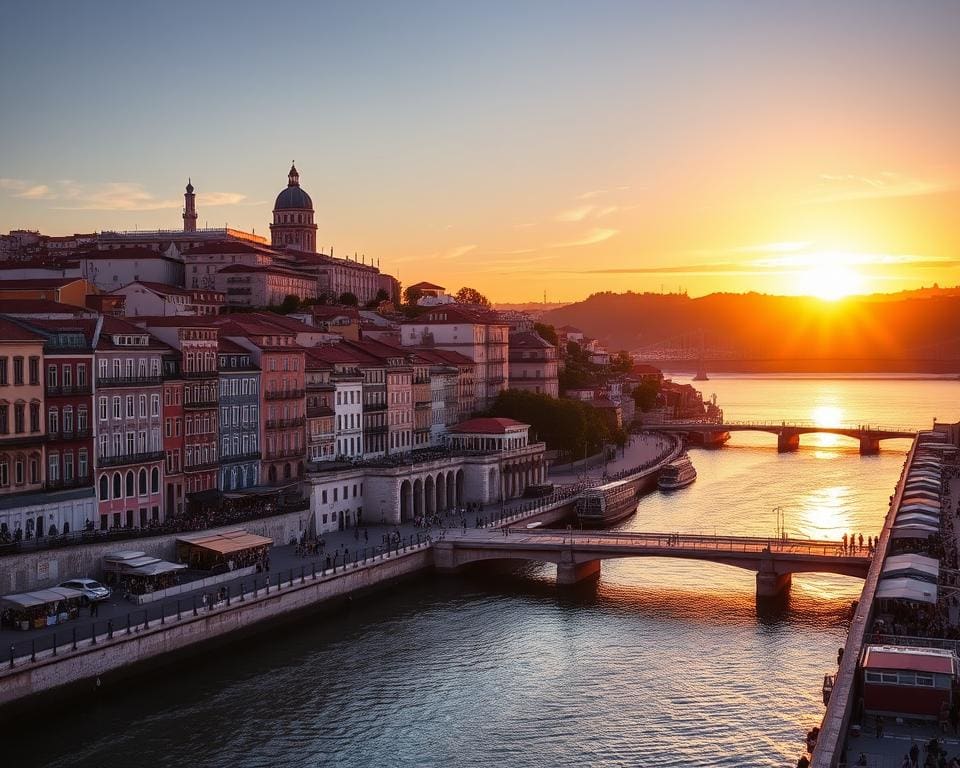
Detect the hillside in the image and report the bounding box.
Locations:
[541,291,960,371]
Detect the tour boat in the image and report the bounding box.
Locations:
[576,478,638,527]
[658,454,697,491]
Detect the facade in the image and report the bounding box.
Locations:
[93,318,166,530]
[401,305,509,411]
[270,163,317,252]
[304,351,335,463]
[161,362,184,519]
[508,331,559,397]
[0,278,91,308]
[80,249,184,293]
[217,339,260,491]
[112,281,194,317]
[183,241,277,291]
[411,355,432,450]
[333,373,364,459]
[429,364,458,447]
[215,264,317,308]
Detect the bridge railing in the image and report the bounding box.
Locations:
[649,419,917,434]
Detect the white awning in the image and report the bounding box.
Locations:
[876,577,938,605]
[891,523,939,539]
[882,554,940,582]
[0,586,85,609]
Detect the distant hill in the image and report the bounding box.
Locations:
[494,302,569,313]
[541,290,960,372]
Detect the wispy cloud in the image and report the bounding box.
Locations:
[556,204,595,222]
[812,172,956,202]
[577,189,607,200]
[440,244,477,260]
[0,177,251,211]
[549,228,619,248]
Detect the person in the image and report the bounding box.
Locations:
[876,714,884,737]
[910,741,919,766]
[843,533,848,552]
[901,756,911,768]
[858,533,864,550]
[856,753,867,766]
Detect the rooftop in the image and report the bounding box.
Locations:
[450,417,529,434]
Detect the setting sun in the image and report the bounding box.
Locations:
[797,263,865,301]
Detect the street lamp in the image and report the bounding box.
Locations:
[773,506,786,541]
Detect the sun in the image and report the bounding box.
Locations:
[798,263,864,301]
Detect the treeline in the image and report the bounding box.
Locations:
[487,390,625,459]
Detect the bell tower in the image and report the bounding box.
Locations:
[183,178,198,233]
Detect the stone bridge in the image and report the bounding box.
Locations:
[433,528,871,601]
[648,421,915,454]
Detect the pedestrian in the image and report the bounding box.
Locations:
[876,714,884,737]
[842,533,848,552]
[910,741,919,767]
[858,533,864,550]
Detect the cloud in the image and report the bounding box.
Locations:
[440,244,477,260]
[548,228,619,248]
[556,204,596,222]
[577,189,607,200]
[812,172,956,202]
[0,177,251,211]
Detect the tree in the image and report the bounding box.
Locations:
[632,380,660,412]
[534,322,558,346]
[365,288,390,309]
[403,285,424,305]
[454,287,491,307]
[611,350,633,374]
[339,292,358,306]
[278,294,301,314]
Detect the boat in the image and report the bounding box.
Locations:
[658,454,697,491]
[576,478,638,527]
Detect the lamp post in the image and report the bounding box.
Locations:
[773,506,786,541]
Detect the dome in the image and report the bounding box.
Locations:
[273,162,313,211]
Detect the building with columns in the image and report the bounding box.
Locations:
[270,163,317,252]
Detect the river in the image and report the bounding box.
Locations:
[9,376,958,767]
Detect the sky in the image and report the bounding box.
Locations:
[1,0,959,303]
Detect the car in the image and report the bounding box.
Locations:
[58,578,112,604]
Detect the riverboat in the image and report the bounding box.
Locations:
[658,454,697,491]
[576,478,638,527]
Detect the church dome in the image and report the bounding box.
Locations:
[273,162,313,210]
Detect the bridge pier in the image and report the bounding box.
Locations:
[756,570,792,599]
[859,436,880,456]
[557,559,601,586]
[777,432,800,453]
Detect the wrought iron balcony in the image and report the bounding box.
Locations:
[97,375,163,388]
[265,417,306,430]
[97,450,165,468]
[264,388,305,401]
[183,395,219,409]
[45,383,93,396]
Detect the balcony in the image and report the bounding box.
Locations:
[264,447,304,460]
[184,461,219,473]
[44,475,92,491]
[415,401,431,410]
[182,369,218,380]
[46,427,93,442]
[97,450,165,468]
[183,395,219,409]
[0,433,48,447]
[45,383,93,397]
[266,416,305,430]
[220,451,261,464]
[366,424,389,435]
[264,388,305,401]
[364,402,387,412]
[97,375,163,388]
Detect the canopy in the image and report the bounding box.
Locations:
[177,529,273,556]
[131,561,187,577]
[895,512,940,526]
[899,503,940,514]
[0,586,85,609]
[875,577,938,605]
[891,523,939,540]
[882,553,940,583]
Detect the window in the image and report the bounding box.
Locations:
[113,473,121,499]
[47,365,58,388]
[29,356,39,385]
[13,357,24,386]
[79,449,88,478]
[126,396,134,418]
[48,409,59,435]
[48,454,60,482]
[0,357,7,385]
[77,364,86,387]
[125,471,134,497]
[63,365,72,388]
[99,475,109,500]
[14,403,25,433]
[151,394,160,416]
[139,394,146,418]
[112,396,121,419]
[0,404,7,434]
[138,468,147,496]
[14,458,23,484]
[29,403,39,433]
[78,408,88,431]
[64,453,74,481]
[63,408,73,434]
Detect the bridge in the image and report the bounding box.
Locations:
[647,420,916,454]
[433,527,871,601]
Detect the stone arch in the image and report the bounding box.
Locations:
[413,477,424,518]
[268,465,278,484]
[99,475,108,501]
[425,475,435,515]
[436,473,446,512]
[138,468,147,496]
[400,479,413,523]
[125,470,134,498]
[446,470,455,509]
[455,469,464,507]
[113,472,121,499]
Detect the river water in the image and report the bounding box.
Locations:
[10,377,959,768]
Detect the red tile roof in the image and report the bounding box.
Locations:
[0,277,85,290]
[119,280,193,296]
[0,299,93,315]
[0,317,47,342]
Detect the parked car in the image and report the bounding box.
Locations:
[58,578,112,604]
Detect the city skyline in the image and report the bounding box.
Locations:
[2,1,959,302]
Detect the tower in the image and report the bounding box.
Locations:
[183,179,197,233]
[269,162,318,252]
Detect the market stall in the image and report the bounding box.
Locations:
[0,586,85,630]
[176,529,273,572]
[102,551,188,597]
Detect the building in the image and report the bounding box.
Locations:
[508,331,559,397]
[182,241,278,291]
[305,345,366,461]
[112,281,194,317]
[217,338,260,491]
[182,180,198,233]
[270,163,318,252]
[346,340,413,456]
[0,277,92,308]
[161,355,184,519]
[401,305,508,412]
[304,353,336,463]
[93,318,166,530]
[80,248,184,293]
[214,263,317,308]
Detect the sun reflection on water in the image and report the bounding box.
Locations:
[793,485,852,540]
[809,404,844,448]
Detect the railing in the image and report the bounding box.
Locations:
[44,475,92,491]
[183,396,218,409]
[265,417,305,430]
[45,384,93,396]
[264,448,304,460]
[220,451,262,463]
[47,427,93,441]
[97,375,163,388]
[184,461,219,472]
[415,401,431,409]
[0,433,49,447]
[264,389,305,401]
[651,419,918,434]
[363,402,387,412]
[181,370,218,380]
[97,450,165,468]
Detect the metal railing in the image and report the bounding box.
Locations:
[96,375,163,388]
[264,389,305,401]
[97,450,165,468]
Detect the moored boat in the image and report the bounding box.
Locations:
[576,478,638,527]
[658,454,697,491]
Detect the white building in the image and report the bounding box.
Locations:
[80,248,184,293]
[334,375,364,459]
[111,281,193,317]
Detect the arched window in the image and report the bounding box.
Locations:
[99,475,108,500]
[125,470,134,497]
[113,473,121,499]
[138,468,147,495]
[151,467,159,493]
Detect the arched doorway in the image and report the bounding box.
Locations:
[400,480,413,523]
[446,471,455,509]
[436,473,446,512]
[455,469,464,507]
[424,475,435,516]
[413,478,424,518]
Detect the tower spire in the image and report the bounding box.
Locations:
[183,178,197,232]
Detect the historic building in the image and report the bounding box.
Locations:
[270,163,317,252]
[508,331,559,397]
[161,356,184,519]
[217,338,260,491]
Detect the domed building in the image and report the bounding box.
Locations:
[270,163,318,252]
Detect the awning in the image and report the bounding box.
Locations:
[177,529,273,555]
[882,553,940,583]
[0,586,85,609]
[875,577,938,604]
[899,503,941,514]
[891,523,939,539]
[895,512,940,526]
[130,561,188,577]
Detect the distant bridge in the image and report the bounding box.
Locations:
[647,421,916,454]
[433,528,871,601]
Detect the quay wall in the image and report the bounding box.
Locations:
[1,510,310,594]
[0,546,432,709]
[811,436,917,767]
